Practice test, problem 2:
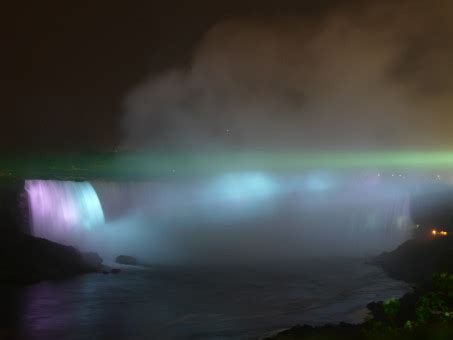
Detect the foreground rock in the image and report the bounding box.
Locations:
[0,229,102,284]
[115,255,138,265]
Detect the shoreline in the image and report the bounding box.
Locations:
[266,237,453,339]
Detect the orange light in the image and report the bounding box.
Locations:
[431,229,448,237]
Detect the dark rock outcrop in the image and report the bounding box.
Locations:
[115,255,138,265]
[0,179,30,235]
[0,229,102,284]
[371,236,453,283]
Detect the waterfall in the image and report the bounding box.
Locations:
[23,174,414,262]
[25,180,105,246]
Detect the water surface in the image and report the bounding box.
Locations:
[4,259,409,339]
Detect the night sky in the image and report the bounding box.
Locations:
[1,0,452,152]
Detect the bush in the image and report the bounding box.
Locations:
[363,272,452,339]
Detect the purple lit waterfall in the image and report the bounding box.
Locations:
[25,180,105,245]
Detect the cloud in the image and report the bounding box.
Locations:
[122,0,453,150]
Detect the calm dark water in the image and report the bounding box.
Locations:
[2,259,409,340]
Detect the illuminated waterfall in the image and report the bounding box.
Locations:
[23,174,414,261]
[25,180,105,245]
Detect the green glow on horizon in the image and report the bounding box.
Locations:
[117,151,453,175]
[3,151,453,179]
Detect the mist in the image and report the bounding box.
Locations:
[122,0,453,150]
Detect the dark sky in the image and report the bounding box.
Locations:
[1,0,452,152]
[0,0,334,151]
